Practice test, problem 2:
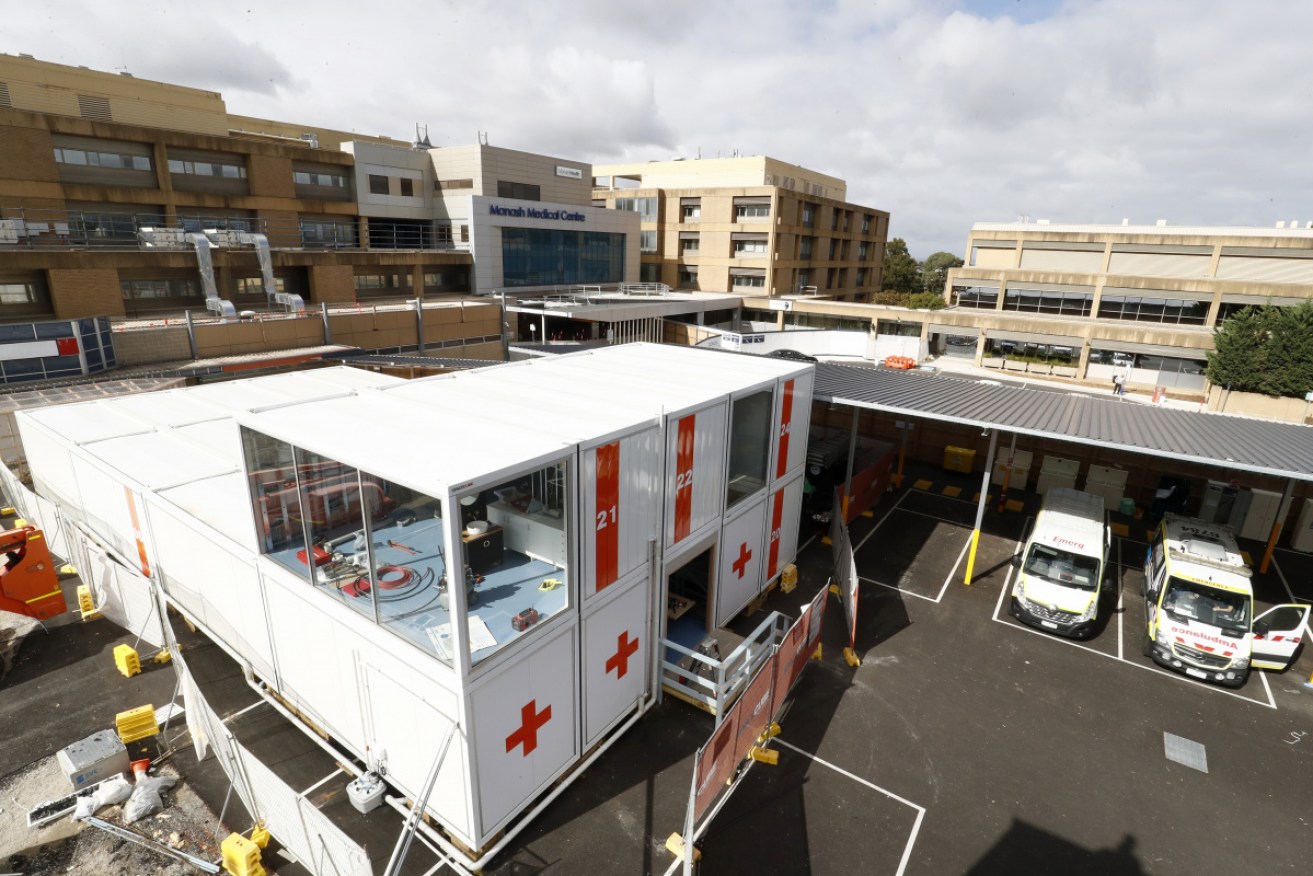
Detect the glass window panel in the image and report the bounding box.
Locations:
[295,450,375,620]
[242,428,310,580]
[464,461,571,666]
[358,475,450,664]
[35,322,75,339]
[727,388,774,508]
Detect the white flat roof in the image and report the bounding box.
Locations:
[972,221,1313,239]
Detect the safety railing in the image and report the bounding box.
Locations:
[659,610,791,719]
[0,207,470,253]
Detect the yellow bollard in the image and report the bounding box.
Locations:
[221,832,266,876]
[963,529,981,585]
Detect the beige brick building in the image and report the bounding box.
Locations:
[592,157,889,302]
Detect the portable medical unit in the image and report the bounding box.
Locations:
[14,343,812,855]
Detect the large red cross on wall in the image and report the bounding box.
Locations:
[505,699,552,757]
[732,542,753,579]
[605,631,639,679]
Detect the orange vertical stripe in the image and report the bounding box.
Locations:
[123,487,151,578]
[776,379,794,479]
[674,415,696,542]
[767,488,785,577]
[595,441,620,592]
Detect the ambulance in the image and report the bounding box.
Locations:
[1142,514,1309,688]
[1010,488,1110,639]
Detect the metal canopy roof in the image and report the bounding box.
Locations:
[813,364,1313,482]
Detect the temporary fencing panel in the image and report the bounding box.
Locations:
[716,497,767,627]
[234,739,372,876]
[830,495,858,649]
[664,401,729,550]
[581,426,661,600]
[580,568,649,745]
[771,586,827,713]
[80,539,164,647]
[692,701,740,824]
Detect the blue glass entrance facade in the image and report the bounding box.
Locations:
[501,228,626,288]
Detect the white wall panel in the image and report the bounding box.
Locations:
[664,401,728,551]
[764,473,805,585]
[581,426,660,601]
[716,497,767,627]
[70,453,141,569]
[364,665,470,841]
[770,371,813,485]
[145,496,275,682]
[580,570,648,745]
[468,628,577,843]
[17,419,81,509]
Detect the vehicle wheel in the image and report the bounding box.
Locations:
[1141,630,1153,658]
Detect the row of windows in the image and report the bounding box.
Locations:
[502,228,625,287]
[497,180,541,201]
[54,147,152,171]
[615,197,658,222]
[368,174,417,197]
[168,159,246,179]
[120,277,199,301]
[0,281,43,306]
[293,170,350,188]
[954,284,1216,326]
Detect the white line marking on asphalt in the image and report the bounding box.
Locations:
[774,737,925,876]
[1260,669,1275,709]
[854,490,909,554]
[1116,536,1124,662]
[938,534,973,602]
[1268,555,1313,644]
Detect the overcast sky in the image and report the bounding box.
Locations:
[6,0,1310,257]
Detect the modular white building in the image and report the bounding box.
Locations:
[13,343,812,863]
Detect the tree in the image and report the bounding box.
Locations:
[922,251,964,296]
[881,238,921,297]
[1206,302,1313,397]
[905,292,947,311]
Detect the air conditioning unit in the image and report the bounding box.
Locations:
[299,132,320,149]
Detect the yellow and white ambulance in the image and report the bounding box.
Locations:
[1010,488,1110,639]
[1142,514,1309,688]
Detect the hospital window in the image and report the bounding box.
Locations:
[726,388,775,508]
[400,178,415,197]
[497,180,541,201]
[678,266,699,289]
[640,230,658,254]
[369,174,390,195]
[242,428,312,580]
[616,197,658,222]
[458,460,571,667]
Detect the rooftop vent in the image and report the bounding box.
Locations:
[1155,219,1167,226]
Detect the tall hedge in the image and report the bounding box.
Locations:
[1206,302,1313,397]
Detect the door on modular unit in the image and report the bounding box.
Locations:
[1251,604,1310,670]
[665,544,715,649]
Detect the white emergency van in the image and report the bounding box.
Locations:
[1142,514,1309,688]
[1010,488,1110,639]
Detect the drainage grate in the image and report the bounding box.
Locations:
[1163,732,1208,773]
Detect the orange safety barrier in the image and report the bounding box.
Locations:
[883,355,916,370]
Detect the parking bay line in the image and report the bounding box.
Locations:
[857,489,994,604]
[992,532,1273,709]
[773,737,925,876]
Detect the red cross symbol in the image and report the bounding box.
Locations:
[732,542,753,579]
[505,699,552,757]
[605,631,640,679]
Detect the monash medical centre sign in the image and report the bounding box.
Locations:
[489,205,585,222]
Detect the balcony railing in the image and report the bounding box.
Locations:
[0,207,470,253]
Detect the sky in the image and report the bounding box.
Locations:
[5,0,1311,258]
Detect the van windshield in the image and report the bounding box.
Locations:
[1023,544,1100,591]
[1162,578,1250,633]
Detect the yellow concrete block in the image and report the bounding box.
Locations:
[115,704,159,743]
[113,644,140,678]
[942,486,962,498]
[843,646,861,667]
[1005,499,1025,512]
[1241,550,1252,565]
[221,832,266,876]
[665,833,701,863]
[780,564,798,593]
[749,745,779,765]
[1110,522,1130,538]
[250,825,270,849]
[77,584,100,620]
[913,479,933,491]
